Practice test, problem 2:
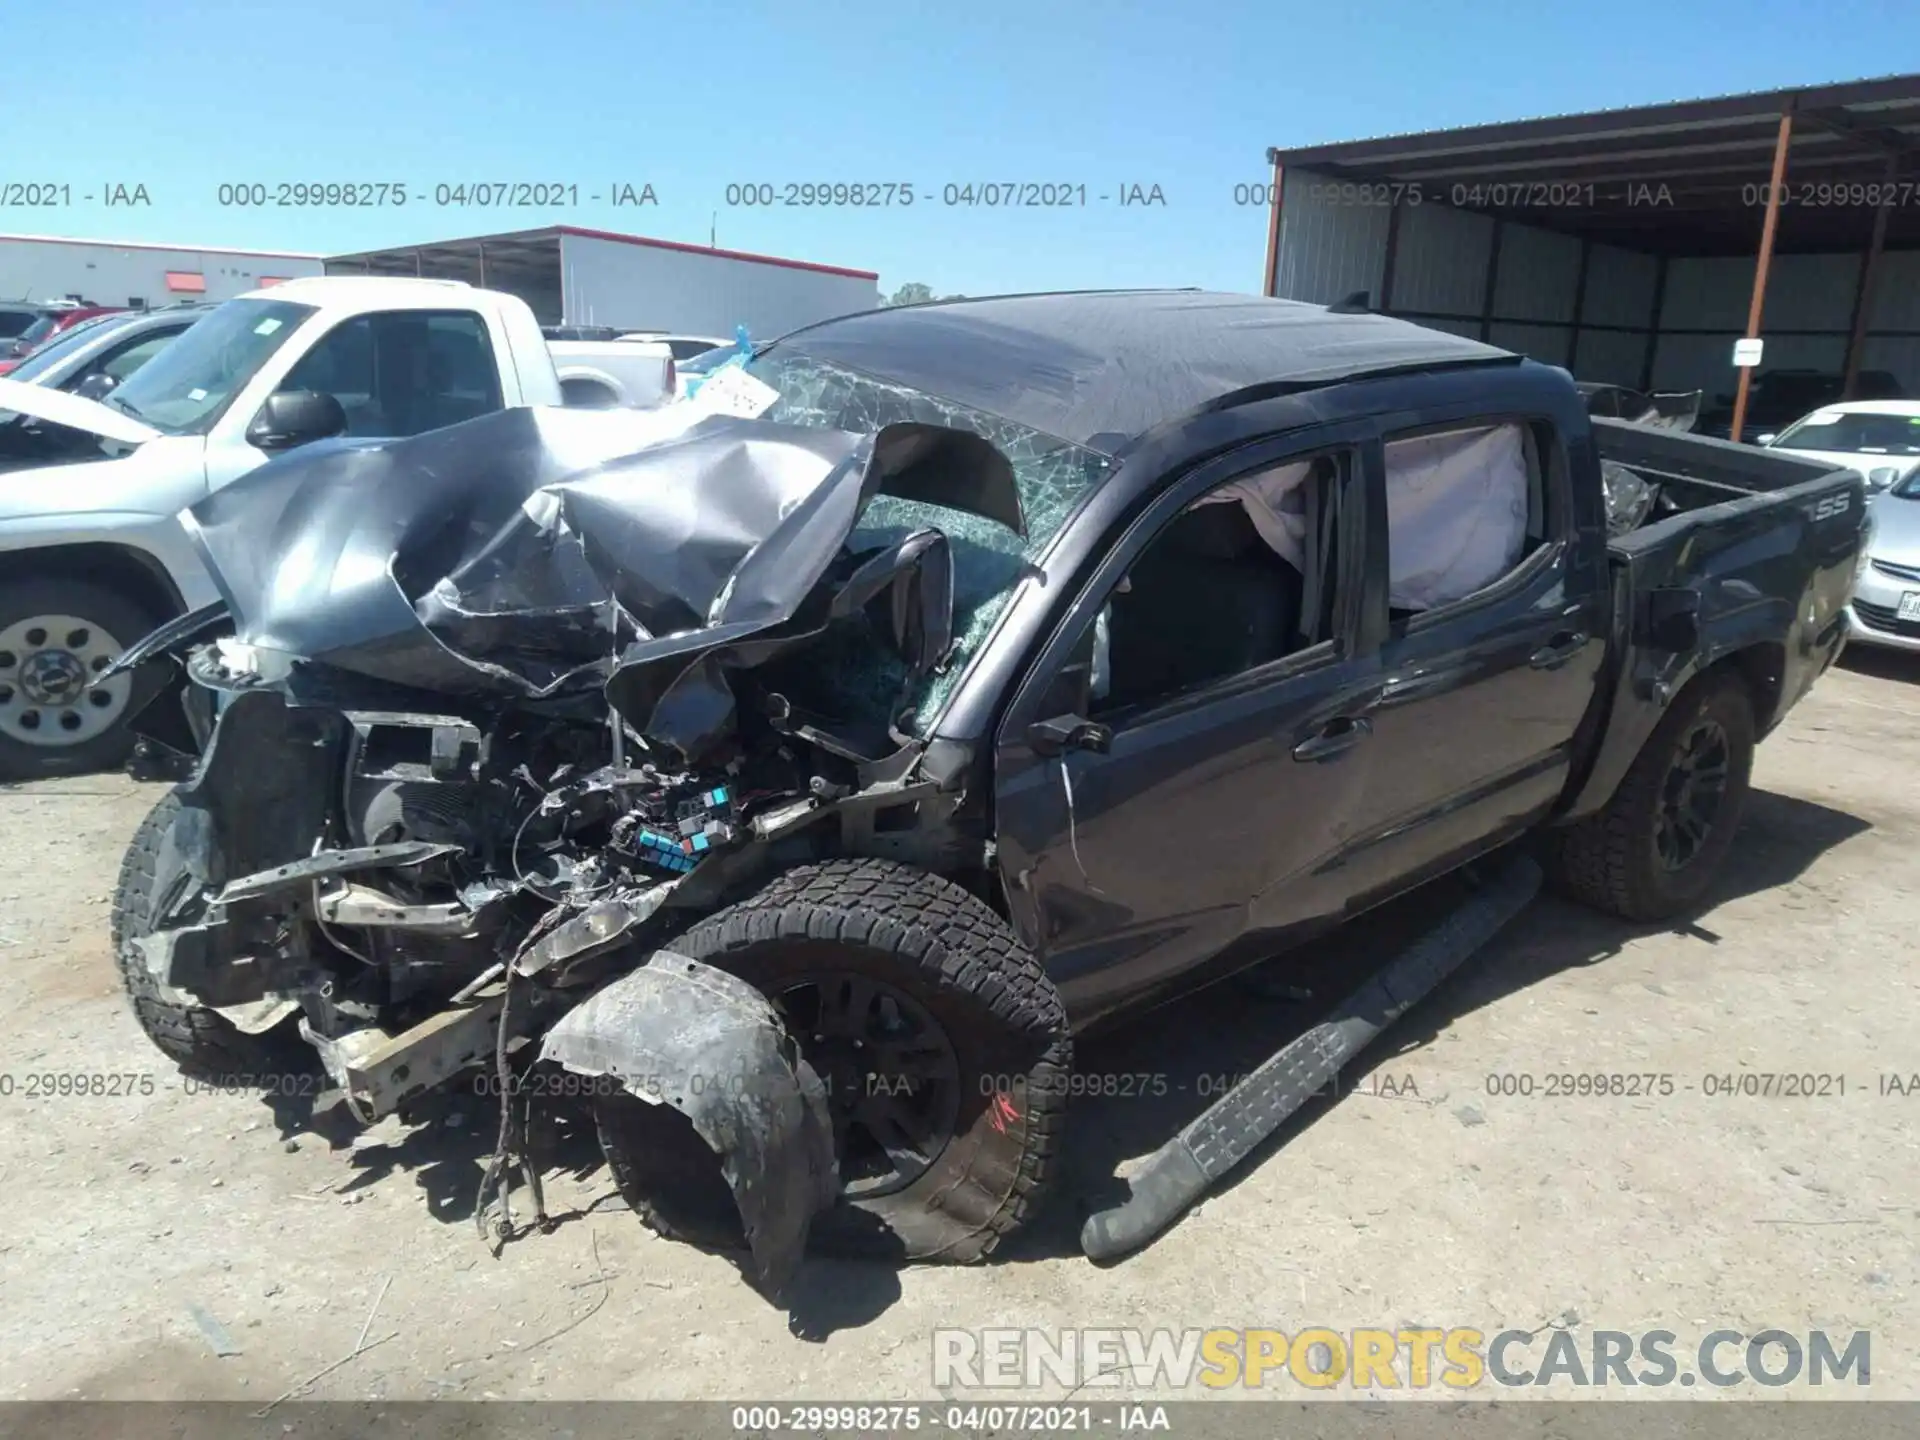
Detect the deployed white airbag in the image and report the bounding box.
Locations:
[1384,423,1530,611]
[1194,458,1315,570]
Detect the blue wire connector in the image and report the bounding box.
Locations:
[632,826,697,873]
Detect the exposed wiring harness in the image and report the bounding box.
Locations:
[474,904,573,1249]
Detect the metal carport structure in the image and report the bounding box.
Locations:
[1261,73,1920,440]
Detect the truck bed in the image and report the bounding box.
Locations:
[1593,416,1855,515]
[1560,418,1867,821]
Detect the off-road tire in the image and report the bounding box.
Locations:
[112,790,308,1081]
[1544,669,1756,921]
[0,577,162,781]
[595,858,1072,1264]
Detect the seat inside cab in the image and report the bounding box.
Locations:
[1093,456,1336,714]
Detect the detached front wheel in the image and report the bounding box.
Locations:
[1546,669,1756,921]
[594,858,1072,1263]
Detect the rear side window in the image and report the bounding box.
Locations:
[666,337,718,360]
[1383,422,1543,615]
[7,315,127,381]
[0,309,36,339]
[14,316,59,348]
[425,314,499,404]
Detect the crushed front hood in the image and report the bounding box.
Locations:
[180,404,1022,761]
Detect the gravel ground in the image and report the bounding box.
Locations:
[1,649,1915,1405]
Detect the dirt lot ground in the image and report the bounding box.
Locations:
[2,649,1916,1407]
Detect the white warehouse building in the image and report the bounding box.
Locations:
[326,225,880,338]
[0,233,325,309]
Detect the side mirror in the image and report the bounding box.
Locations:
[73,371,119,401]
[1037,655,1096,722]
[1754,433,1776,446]
[247,389,347,452]
[1026,713,1112,758]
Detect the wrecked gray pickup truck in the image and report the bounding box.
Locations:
[108,291,1865,1296]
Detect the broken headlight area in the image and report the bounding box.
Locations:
[134,684,859,1295]
[141,685,838,1104]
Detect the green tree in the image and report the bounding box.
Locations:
[884,282,935,307]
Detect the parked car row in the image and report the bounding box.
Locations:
[1761,400,1920,654]
[1,304,209,396]
[1694,367,1906,440]
[0,300,131,374]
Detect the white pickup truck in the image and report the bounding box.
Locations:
[549,338,677,409]
[0,276,670,780]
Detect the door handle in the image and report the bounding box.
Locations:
[1529,631,1588,670]
[1291,714,1373,763]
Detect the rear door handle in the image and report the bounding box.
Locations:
[1529,631,1588,670]
[1292,714,1373,763]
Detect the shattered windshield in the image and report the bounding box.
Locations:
[743,347,1112,732]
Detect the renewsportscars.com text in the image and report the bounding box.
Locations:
[932,1327,1870,1391]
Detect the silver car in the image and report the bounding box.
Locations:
[1765,401,1920,652]
[1849,472,1920,652]
[2,304,208,396]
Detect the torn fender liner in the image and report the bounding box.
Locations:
[539,951,838,1295]
[179,407,1022,761]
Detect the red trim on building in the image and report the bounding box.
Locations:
[256,276,291,288]
[0,232,323,260]
[164,271,207,293]
[554,225,879,280]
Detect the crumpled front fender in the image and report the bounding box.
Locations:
[539,951,837,1296]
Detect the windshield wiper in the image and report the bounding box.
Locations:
[104,392,153,425]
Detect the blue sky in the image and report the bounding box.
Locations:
[10,0,1917,296]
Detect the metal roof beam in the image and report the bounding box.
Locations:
[1296,129,1887,183]
[1797,105,1920,156]
[1266,73,1920,170]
